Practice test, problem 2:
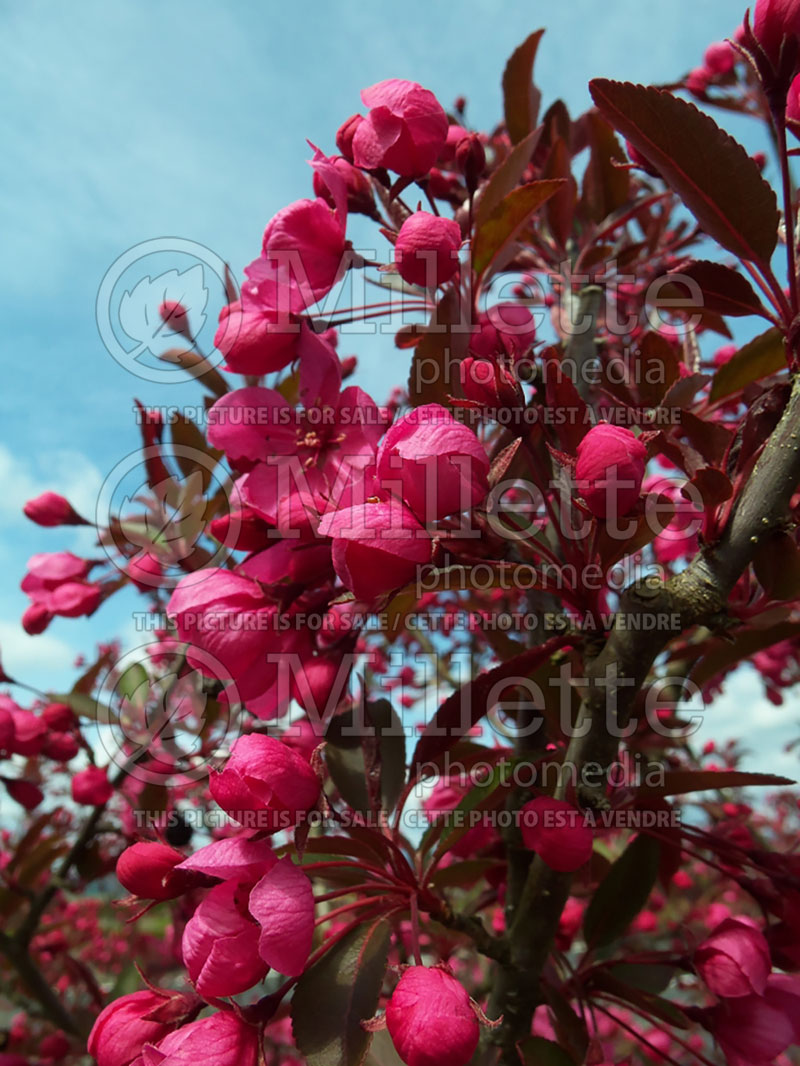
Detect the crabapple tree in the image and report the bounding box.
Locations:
[4,4,800,1066]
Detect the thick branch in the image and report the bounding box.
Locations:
[563,284,604,404]
[490,374,800,1061]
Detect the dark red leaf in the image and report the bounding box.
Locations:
[502,31,545,144]
[589,80,779,263]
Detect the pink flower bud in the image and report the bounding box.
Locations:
[336,113,363,162]
[126,552,164,591]
[88,989,196,1066]
[142,1012,260,1066]
[3,779,43,810]
[695,918,771,998]
[704,40,736,74]
[22,603,52,634]
[158,301,191,340]
[42,702,76,731]
[685,66,712,95]
[351,80,448,177]
[459,357,523,412]
[71,766,113,806]
[386,967,479,1066]
[575,423,647,519]
[209,734,320,830]
[394,211,461,289]
[23,492,86,527]
[520,797,594,872]
[41,732,80,762]
[116,843,188,901]
[0,706,13,752]
[39,1033,70,1061]
[454,133,486,192]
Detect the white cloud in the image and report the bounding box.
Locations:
[0,620,79,689]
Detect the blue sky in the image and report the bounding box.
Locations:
[0,0,796,779]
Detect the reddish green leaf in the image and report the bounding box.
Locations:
[543,137,577,247]
[583,833,660,947]
[472,180,565,276]
[637,769,795,802]
[476,127,542,227]
[581,112,630,224]
[589,80,779,263]
[408,288,470,407]
[292,919,390,1066]
[667,260,768,318]
[502,31,545,144]
[710,327,787,402]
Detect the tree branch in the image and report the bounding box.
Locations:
[489,373,800,1061]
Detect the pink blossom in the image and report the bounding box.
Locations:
[710,973,800,1066]
[695,918,772,998]
[243,197,347,315]
[753,0,800,69]
[520,797,594,872]
[376,403,490,523]
[247,857,315,975]
[176,836,278,883]
[6,708,46,756]
[351,79,448,177]
[317,499,433,601]
[167,569,274,680]
[21,552,101,622]
[208,734,320,830]
[213,298,300,376]
[142,1012,260,1066]
[386,966,479,1066]
[71,766,113,806]
[575,423,647,519]
[23,492,86,527]
[394,211,461,288]
[182,881,269,997]
[88,989,195,1066]
[788,72,800,133]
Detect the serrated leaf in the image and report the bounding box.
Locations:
[292,919,390,1066]
[325,701,406,815]
[476,127,542,227]
[502,31,545,144]
[473,181,565,276]
[117,662,149,707]
[583,833,660,947]
[710,327,787,402]
[666,260,767,318]
[589,80,779,263]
